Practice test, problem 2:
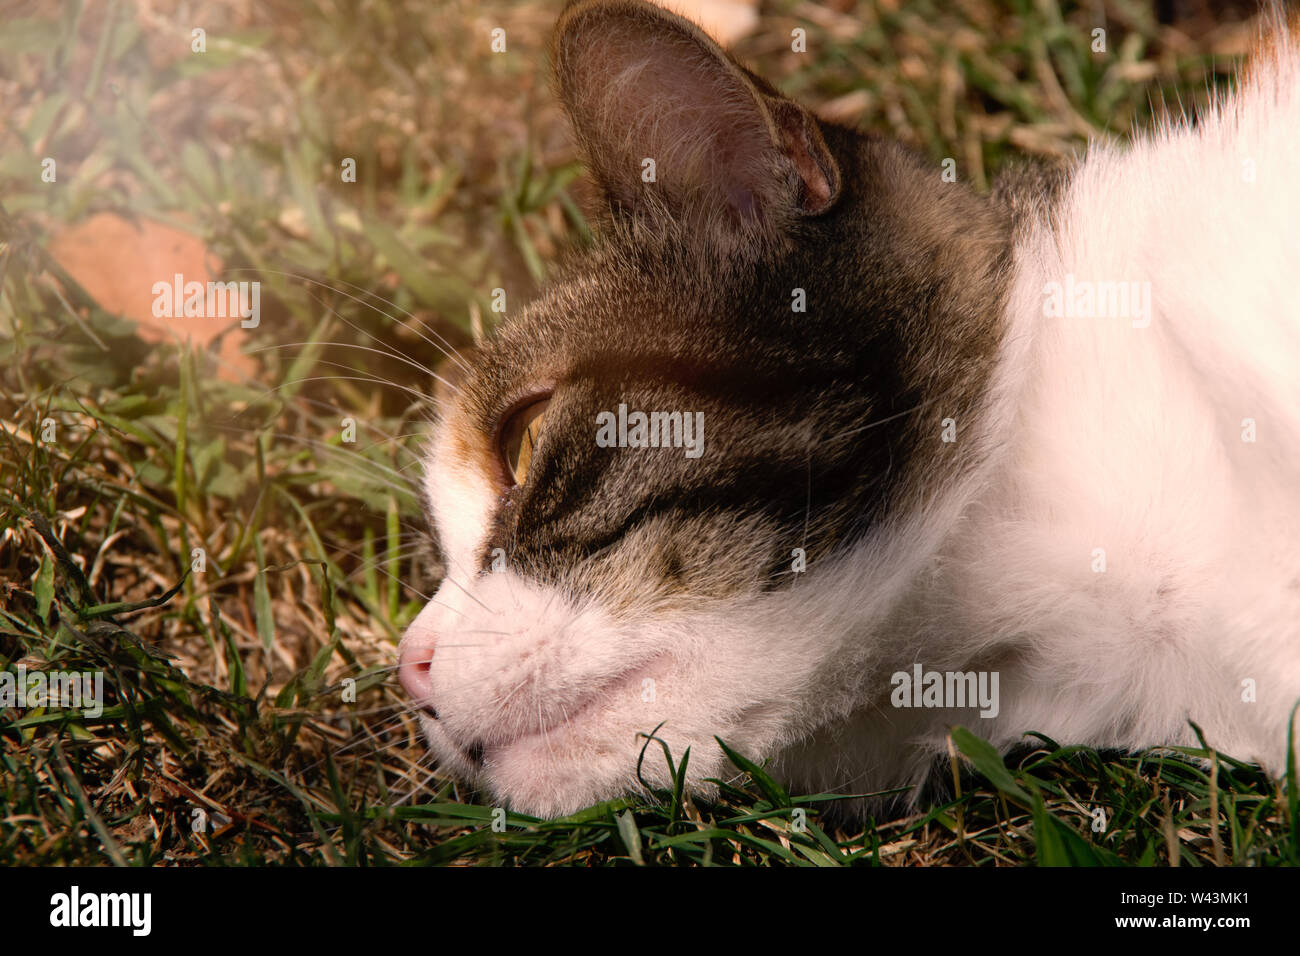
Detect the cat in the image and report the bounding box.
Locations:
[397,0,1300,820]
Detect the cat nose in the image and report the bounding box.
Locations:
[398,629,439,715]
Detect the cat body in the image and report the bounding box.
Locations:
[398,0,1300,817]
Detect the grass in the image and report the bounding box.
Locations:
[1,0,1295,866]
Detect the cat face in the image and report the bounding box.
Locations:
[397,0,1012,816]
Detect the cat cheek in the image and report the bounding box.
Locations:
[426,425,500,576]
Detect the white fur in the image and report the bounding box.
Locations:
[402,27,1300,816]
[942,29,1300,768]
[799,22,1300,797]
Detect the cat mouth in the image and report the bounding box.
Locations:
[420,655,668,776]
[415,710,485,774]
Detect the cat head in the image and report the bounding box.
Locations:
[397,0,1012,817]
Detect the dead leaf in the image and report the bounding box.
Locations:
[656,0,759,47]
[46,211,257,380]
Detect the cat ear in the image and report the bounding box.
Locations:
[552,0,840,236]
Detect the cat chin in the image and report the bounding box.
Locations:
[415,670,731,818]
[464,725,689,819]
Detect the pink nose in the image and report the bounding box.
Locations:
[398,630,439,714]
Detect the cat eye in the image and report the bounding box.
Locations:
[498,398,550,487]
